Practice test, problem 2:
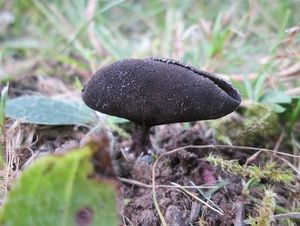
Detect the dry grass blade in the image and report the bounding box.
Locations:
[287,87,300,96]
[272,212,300,220]
[1,120,37,202]
[233,200,244,226]
[152,160,168,226]
[277,62,300,77]
[189,181,225,212]
[170,182,224,215]
[119,177,216,189]
[245,150,263,165]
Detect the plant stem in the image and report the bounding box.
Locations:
[131,123,151,155]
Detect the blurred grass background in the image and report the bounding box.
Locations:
[0,0,299,101]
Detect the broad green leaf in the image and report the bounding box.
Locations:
[270,103,286,113]
[0,143,120,226]
[6,96,97,125]
[261,91,292,104]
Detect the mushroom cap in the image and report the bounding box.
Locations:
[82,57,241,126]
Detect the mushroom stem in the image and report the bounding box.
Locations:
[131,123,151,155]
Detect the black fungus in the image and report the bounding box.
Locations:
[82,57,241,126]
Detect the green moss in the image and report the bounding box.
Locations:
[248,189,276,226]
[206,154,294,184]
[211,103,280,146]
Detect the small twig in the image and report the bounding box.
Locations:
[233,200,244,226]
[272,212,300,220]
[269,133,300,173]
[276,62,300,77]
[245,150,262,166]
[269,152,300,175]
[274,133,284,152]
[120,200,128,226]
[171,182,223,215]
[244,140,299,174]
[287,87,300,96]
[119,177,216,189]
[189,181,225,212]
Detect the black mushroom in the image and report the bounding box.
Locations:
[82,57,241,154]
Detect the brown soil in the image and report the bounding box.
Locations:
[115,123,298,226]
[120,126,238,226]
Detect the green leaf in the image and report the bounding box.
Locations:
[270,103,286,113]
[2,38,42,50]
[107,116,129,124]
[6,96,97,125]
[261,91,292,104]
[290,98,300,128]
[285,98,300,133]
[253,73,267,101]
[0,143,120,226]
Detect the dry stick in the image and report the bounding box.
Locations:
[151,144,300,226]
[245,150,262,166]
[233,200,244,226]
[272,212,300,220]
[271,133,284,163]
[188,181,224,213]
[170,182,223,215]
[287,87,300,96]
[291,134,300,172]
[274,133,284,152]
[245,134,299,173]
[270,152,300,174]
[119,177,216,189]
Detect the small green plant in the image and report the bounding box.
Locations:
[206,14,232,58]
[282,98,300,134]
[248,162,295,183]
[206,154,243,174]
[206,154,294,184]
[248,188,276,226]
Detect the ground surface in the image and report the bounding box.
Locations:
[119,124,299,226]
[4,75,300,226]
